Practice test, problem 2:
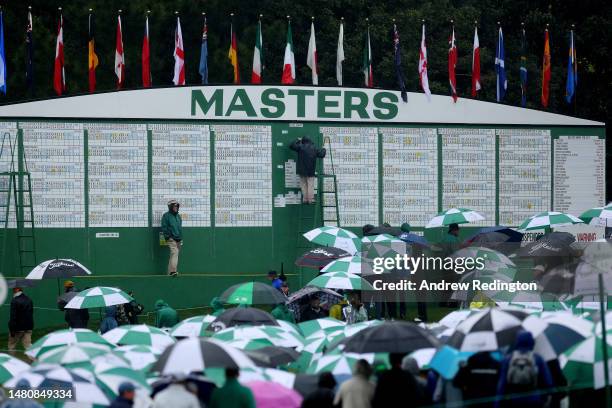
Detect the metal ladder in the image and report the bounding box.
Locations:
[0,131,37,276]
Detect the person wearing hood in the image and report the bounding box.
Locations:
[271,302,295,323]
[496,331,552,408]
[154,300,178,328]
[289,136,326,204]
[210,297,225,316]
[100,306,119,334]
[8,287,34,355]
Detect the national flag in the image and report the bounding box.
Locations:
[448,27,458,102]
[173,16,185,86]
[418,23,431,100]
[336,20,345,86]
[228,22,239,84]
[307,20,318,85]
[53,13,65,96]
[251,18,263,84]
[393,23,407,103]
[115,14,125,89]
[142,15,151,88]
[26,9,33,92]
[495,27,507,102]
[88,11,99,93]
[565,29,577,103]
[199,16,209,84]
[541,29,551,107]
[281,20,295,84]
[471,26,481,97]
[520,27,528,107]
[0,11,6,95]
[362,26,373,87]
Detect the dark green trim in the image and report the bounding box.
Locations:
[551,133,555,210]
[437,131,443,213]
[377,130,384,224]
[83,129,89,229]
[147,129,153,228]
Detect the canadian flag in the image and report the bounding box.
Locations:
[281,20,295,84]
[53,14,65,95]
[173,17,185,86]
[115,15,125,89]
[471,27,481,97]
[306,21,318,85]
[418,23,431,101]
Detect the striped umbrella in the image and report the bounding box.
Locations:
[36,343,111,366]
[212,326,305,350]
[303,227,361,255]
[492,292,566,313]
[220,281,287,305]
[224,338,276,351]
[579,204,612,226]
[321,255,363,275]
[307,272,375,291]
[306,352,388,376]
[93,364,151,398]
[298,318,345,338]
[560,332,612,390]
[103,324,176,350]
[113,345,162,372]
[361,234,407,258]
[451,247,515,269]
[64,286,133,309]
[27,329,113,359]
[518,211,583,231]
[0,353,30,384]
[170,315,216,338]
[426,208,485,228]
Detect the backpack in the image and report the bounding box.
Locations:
[506,350,538,388]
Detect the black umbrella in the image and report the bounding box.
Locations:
[244,346,301,367]
[517,232,576,258]
[338,321,439,354]
[7,279,38,288]
[209,307,278,332]
[466,227,524,243]
[366,226,402,236]
[293,374,320,397]
[295,247,351,269]
[25,259,92,279]
[151,374,217,404]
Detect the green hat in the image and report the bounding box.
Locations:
[400,223,411,232]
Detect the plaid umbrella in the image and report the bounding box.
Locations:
[307,272,375,290]
[579,204,612,226]
[64,286,133,309]
[321,255,363,275]
[518,211,583,231]
[113,345,163,372]
[220,281,287,305]
[171,315,216,338]
[0,353,30,384]
[295,247,351,269]
[426,208,485,228]
[102,324,176,350]
[27,329,113,359]
[560,332,612,389]
[26,259,92,279]
[303,227,361,255]
[298,318,346,338]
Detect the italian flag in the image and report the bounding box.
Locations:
[281,20,295,84]
[251,19,263,84]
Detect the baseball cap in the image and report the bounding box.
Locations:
[64,280,74,288]
[118,382,135,394]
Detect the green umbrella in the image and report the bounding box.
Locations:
[102,324,176,350]
[64,286,133,309]
[321,255,363,275]
[303,226,361,255]
[361,234,407,258]
[0,353,30,383]
[492,291,566,312]
[307,272,375,290]
[113,345,162,372]
[170,315,216,337]
[299,318,346,338]
[306,352,389,375]
[579,204,612,226]
[212,326,305,350]
[518,211,583,231]
[219,282,287,305]
[561,332,612,389]
[225,338,276,350]
[27,329,114,359]
[37,344,111,366]
[426,208,485,228]
[93,365,151,398]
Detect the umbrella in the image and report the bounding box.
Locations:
[212,326,305,350]
[366,226,403,236]
[92,364,151,398]
[398,232,431,248]
[407,347,437,370]
[447,308,528,351]
[306,352,388,376]
[36,343,111,366]
[295,247,351,269]
[64,286,133,309]
[361,234,407,258]
[429,345,475,380]
[450,247,515,269]
[465,226,524,244]
[113,345,162,372]
[170,315,216,338]
[276,320,303,337]
[246,380,303,408]
[152,338,256,375]
[518,211,583,231]
[438,310,479,329]
[102,324,176,350]
[27,329,113,359]
[219,282,287,306]
[286,286,342,323]
[339,321,439,354]
[151,374,217,404]
[205,366,296,389]
[6,278,38,288]
[426,208,485,228]
[321,255,363,275]
[560,332,612,390]
[303,226,361,255]
[342,319,384,337]
[298,317,345,338]
[244,346,301,367]
[4,364,110,405]
[517,232,576,258]
[0,353,30,383]
[26,259,92,279]
[579,204,612,226]
[209,307,278,332]
[306,272,375,290]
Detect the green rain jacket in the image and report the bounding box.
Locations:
[209,378,256,408]
[154,299,179,328]
[161,211,183,241]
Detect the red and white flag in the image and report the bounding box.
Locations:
[306,21,318,85]
[281,20,295,84]
[115,14,125,89]
[142,15,151,88]
[251,19,263,84]
[53,14,65,95]
[448,28,458,102]
[471,27,481,97]
[173,16,185,85]
[418,23,431,101]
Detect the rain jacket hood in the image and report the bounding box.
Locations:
[514,330,535,351]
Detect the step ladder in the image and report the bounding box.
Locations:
[0,131,37,276]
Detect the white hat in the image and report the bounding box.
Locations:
[167,199,179,206]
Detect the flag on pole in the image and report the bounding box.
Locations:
[393,23,407,103]
[418,23,431,100]
[448,26,458,102]
[281,19,295,84]
[88,11,99,93]
[251,18,263,84]
[362,24,373,88]
[0,11,6,95]
[336,20,345,86]
[199,16,209,85]
[228,20,239,84]
[520,26,528,107]
[115,14,125,89]
[495,26,507,102]
[565,29,577,103]
[541,28,551,107]
[471,26,481,97]
[53,12,65,96]
[173,16,185,86]
[26,9,34,92]
[142,14,151,88]
[307,20,318,85]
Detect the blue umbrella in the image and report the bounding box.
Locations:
[398,232,431,248]
[465,226,524,243]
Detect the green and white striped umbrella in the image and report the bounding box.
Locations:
[0,353,30,384]
[343,319,384,337]
[27,329,114,359]
[299,318,346,338]
[113,345,163,372]
[303,227,361,255]
[212,326,305,350]
[321,255,363,275]
[102,324,176,350]
[93,364,151,398]
[361,234,407,258]
[560,332,612,389]
[307,272,375,291]
[492,291,566,313]
[224,338,276,350]
[426,208,485,229]
[171,315,217,338]
[37,343,111,366]
[518,211,583,231]
[579,204,612,226]
[451,247,515,269]
[64,286,133,309]
[220,281,287,305]
[306,352,388,375]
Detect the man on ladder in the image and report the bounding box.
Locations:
[289,137,326,204]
